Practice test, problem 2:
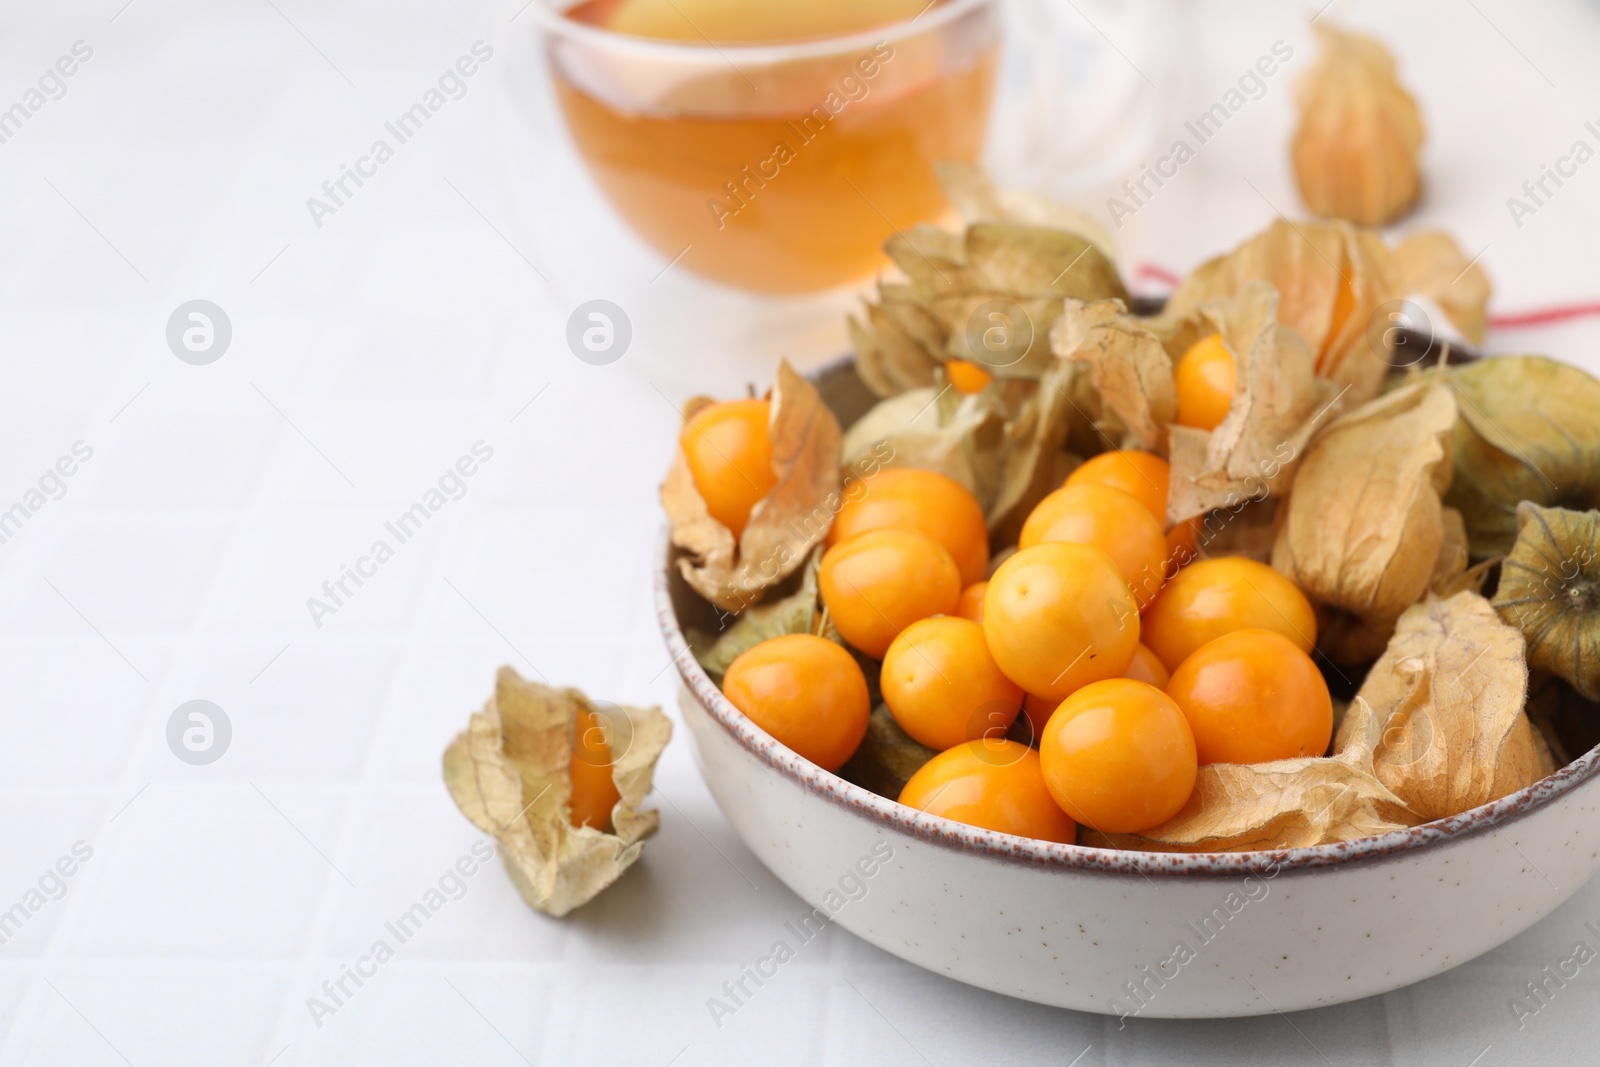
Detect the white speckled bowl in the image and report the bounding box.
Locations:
[657,360,1600,1018]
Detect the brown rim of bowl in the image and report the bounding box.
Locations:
[657,524,1600,877]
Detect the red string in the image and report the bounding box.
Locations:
[1487,303,1600,330]
[1134,263,1183,289]
[1134,262,1600,332]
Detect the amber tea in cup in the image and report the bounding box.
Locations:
[542,0,1000,292]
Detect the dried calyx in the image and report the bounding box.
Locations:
[1338,592,1547,822]
[1493,503,1600,702]
[1051,282,1340,525]
[1394,230,1491,345]
[1272,377,1461,663]
[688,547,841,683]
[1445,356,1600,558]
[849,168,1125,397]
[1159,217,1404,405]
[443,668,672,916]
[1292,21,1424,226]
[845,340,1097,546]
[661,361,842,612]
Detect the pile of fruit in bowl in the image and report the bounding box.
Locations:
[661,171,1600,855]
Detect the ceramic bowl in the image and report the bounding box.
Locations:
[657,359,1600,1018]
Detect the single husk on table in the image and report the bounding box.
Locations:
[443,667,672,917]
[1291,21,1424,227]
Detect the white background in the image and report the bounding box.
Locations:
[3,0,1600,1063]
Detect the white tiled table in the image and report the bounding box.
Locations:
[3,0,1600,1063]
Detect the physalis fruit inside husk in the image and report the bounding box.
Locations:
[1292,21,1424,227]
[1446,355,1600,559]
[443,668,671,917]
[1494,503,1600,703]
[662,359,842,614]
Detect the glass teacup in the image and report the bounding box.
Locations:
[537,0,1001,293]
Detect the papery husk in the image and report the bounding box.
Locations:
[837,360,1087,542]
[1445,356,1600,558]
[1083,696,1415,853]
[839,385,1004,497]
[1394,230,1491,344]
[929,224,1126,378]
[687,549,840,684]
[1430,505,1470,593]
[1193,498,1281,564]
[951,224,1123,308]
[1160,218,1405,404]
[849,296,940,397]
[987,356,1088,543]
[662,361,842,612]
[1096,592,1555,852]
[886,224,967,285]
[935,293,1068,380]
[1273,378,1457,662]
[443,668,671,917]
[1492,503,1600,701]
[1340,592,1541,822]
[837,704,938,801]
[851,212,1127,397]
[934,162,1118,267]
[1163,283,1343,525]
[1292,22,1424,227]
[1048,298,1177,453]
[852,258,967,398]
[1435,556,1499,600]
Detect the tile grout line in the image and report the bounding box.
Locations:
[253,280,561,1061]
[0,365,323,1063]
[0,370,166,622]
